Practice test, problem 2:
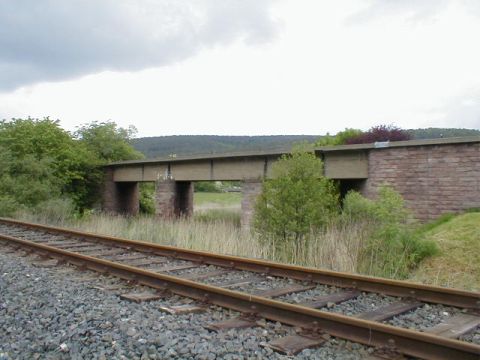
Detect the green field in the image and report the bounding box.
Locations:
[194,192,242,209]
[193,192,242,225]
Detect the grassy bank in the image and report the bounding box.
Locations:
[410,212,480,291]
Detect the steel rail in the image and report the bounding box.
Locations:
[1,217,478,311]
[1,233,479,360]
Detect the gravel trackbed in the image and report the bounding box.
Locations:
[0,250,372,360]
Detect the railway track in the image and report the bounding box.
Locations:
[0,217,479,359]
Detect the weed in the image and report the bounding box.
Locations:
[194,209,241,227]
[13,186,439,281]
[342,187,437,279]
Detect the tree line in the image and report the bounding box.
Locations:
[0,118,142,216]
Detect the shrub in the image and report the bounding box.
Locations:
[0,196,22,217]
[345,125,411,144]
[0,118,144,215]
[139,183,156,214]
[0,152,63,210]
[33,198,77,223]
[254,145,339,254]
[195,181,221,193]
[316,128,363,146]
[342,187,437,278]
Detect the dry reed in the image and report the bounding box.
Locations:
[15,211,369,273]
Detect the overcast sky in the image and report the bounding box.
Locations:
[1,0,480,137]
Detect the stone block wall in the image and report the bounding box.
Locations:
[117,182,140,215]
[241,180,263,230]
[155,180,177,218]
[363,143,480,221]
[155,180,194,218]
[102,168,139,215]
[103,168,119,213]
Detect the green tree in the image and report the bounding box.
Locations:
[316,128,363,146]
[0,118,91,186]
[0,117,73,159]
[0,118,144,215]
[74,121,143,163]
[73,121,144,210]
[0,147,62,215]
[254,145,339,251]
[0,118,90,214]
[345,125,411,144]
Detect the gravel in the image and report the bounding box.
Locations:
[322,293,397,316]
[387,304,463,330]
[0,247,372,359]
[461,327,480,345]
[173,264,223,276]
[231,277,299,293]
[388,305,480,345]
[279,285,341,304]
[0,225,64,241]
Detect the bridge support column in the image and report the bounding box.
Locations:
[175,181,194,217]
[241,180,263,230]
[155,180,194,218]
[103,168,139,215]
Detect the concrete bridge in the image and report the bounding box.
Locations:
[103,136,480,228]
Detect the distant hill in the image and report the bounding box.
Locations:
[133,128,480,158]
[407,127,480,139]
[132,135,320,158]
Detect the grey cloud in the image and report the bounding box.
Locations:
[0,0,278,91]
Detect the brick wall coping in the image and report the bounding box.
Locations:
[107,136,480,167]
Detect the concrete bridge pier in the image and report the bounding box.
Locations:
[155,179,194,218]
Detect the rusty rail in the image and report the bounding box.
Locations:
[1,217,478,310]
[1,232,479,360]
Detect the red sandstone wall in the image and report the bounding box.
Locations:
[118,182,139,215]
[103,168,120,213]
[363,143,480,221]
[103,169,140,215]
[155,180,177,218]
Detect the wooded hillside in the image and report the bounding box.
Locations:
[133,128,480,158]
[132,135,319,158]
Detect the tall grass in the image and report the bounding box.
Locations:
[194,210,241,227]
[341,188,437,279]
[13,188,436,279]
[14,205,370,274]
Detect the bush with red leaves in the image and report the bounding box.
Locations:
[345,125,411,144]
